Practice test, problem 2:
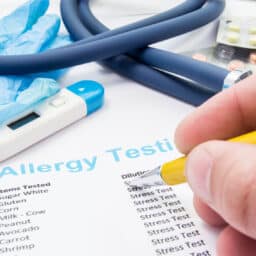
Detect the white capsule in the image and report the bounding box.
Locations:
[226,32,240,44]
[227,23,240,33]
[249,36,256,46]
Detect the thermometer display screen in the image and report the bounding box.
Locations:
[8,112,40,130]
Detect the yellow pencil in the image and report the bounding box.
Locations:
[127,131,256,188]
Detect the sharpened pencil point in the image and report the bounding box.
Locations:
[125,166,165,188]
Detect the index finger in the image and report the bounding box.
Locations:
[175,74,256,153]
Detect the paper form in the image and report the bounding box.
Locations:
[0,130,220,256]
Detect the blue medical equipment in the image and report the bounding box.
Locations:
[0,0,252,106]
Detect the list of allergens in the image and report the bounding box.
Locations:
[0,183,50,255]
[122,172,211,256]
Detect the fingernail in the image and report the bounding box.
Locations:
[185,148,213,203]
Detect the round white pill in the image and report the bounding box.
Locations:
[192,53,207,62]
[228,60,245,71]
[250,52,256,64]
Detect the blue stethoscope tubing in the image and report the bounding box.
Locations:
[1,0,227,106]
[70,0,227,105]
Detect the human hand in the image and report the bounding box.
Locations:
[0,0,71,124]
[175,74,256,256]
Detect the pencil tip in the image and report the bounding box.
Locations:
[125,166,165,188]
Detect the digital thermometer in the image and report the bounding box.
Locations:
[0,80,104,162]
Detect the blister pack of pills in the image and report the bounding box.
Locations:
[183,44,256,73]
[217,16,256,49]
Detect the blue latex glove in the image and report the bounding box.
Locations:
[0,0,72,125]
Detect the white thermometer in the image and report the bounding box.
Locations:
[0,80,104,162]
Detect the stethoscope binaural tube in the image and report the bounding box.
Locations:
[62,0,227,102]
[74,0,215,105]
[0,0,245,106]
[77,0,227,93]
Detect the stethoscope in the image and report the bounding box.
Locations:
[0,0,252,106]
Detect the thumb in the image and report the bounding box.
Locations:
[185,141,256,239]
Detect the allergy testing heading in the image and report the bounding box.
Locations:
[0,138,174,179]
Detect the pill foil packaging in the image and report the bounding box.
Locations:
[183,44,256,73]
[217,16,256,49]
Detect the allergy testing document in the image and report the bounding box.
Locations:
[0,123,220,256]
[0,85,220,256]
[0,0,232,255]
